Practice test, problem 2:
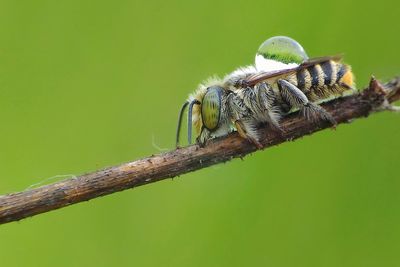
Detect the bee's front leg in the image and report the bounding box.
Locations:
[196,127,211,147]
[255,82,285,134]
[227,93,263,148]
[233,120,263,149]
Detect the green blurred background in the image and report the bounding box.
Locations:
[0,0,399,266]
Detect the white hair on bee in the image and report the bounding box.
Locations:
[270,105,282,120]
[223,65,257,86]
[255,54,299,72]
[188,76,223,102]
[226,65,257,78]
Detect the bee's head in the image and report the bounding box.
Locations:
[175,85,225,147]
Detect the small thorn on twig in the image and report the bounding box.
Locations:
[369,76,386,96]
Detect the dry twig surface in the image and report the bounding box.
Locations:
[0,77,399,225]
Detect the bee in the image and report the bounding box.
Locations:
[176,36,355,148]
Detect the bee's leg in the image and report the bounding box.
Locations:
[241,83,283,134]
[233,120,262,148]
[277,79,337,126]
[233,120,247,139]
[255,82,284,133]
[227,93,263,148]
[196,126,211,147]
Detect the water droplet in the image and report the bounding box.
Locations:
[255,36,308,72]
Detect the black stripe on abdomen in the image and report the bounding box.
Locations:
[296,69,306,89]
[321,61,333,85]
[307,66,319,87]
[336,64,346,82]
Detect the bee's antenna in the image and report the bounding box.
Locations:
[176,101,189,147]
[188,100,201,145]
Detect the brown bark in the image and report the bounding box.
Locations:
[0,77,399,225]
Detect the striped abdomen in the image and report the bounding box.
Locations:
[284,60,354,101]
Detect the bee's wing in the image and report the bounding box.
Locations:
[246,55,343,86]
[246,67,300,86]
[299,54,343,68]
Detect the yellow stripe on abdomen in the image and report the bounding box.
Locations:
[340,69,354,88]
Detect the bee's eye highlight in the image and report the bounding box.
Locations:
[201,86,223,131]
[256,36,309,65]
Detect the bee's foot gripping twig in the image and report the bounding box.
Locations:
[196,137,207,148]
[303,103,337,128]
[251,139,263,149]
[266,123,286,138]
[243,137,263,149]
[234,120,263,149]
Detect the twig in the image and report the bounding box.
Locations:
[0,77,399,225]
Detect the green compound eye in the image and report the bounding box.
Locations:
[256,36,309,65]
[201,86,223,131]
